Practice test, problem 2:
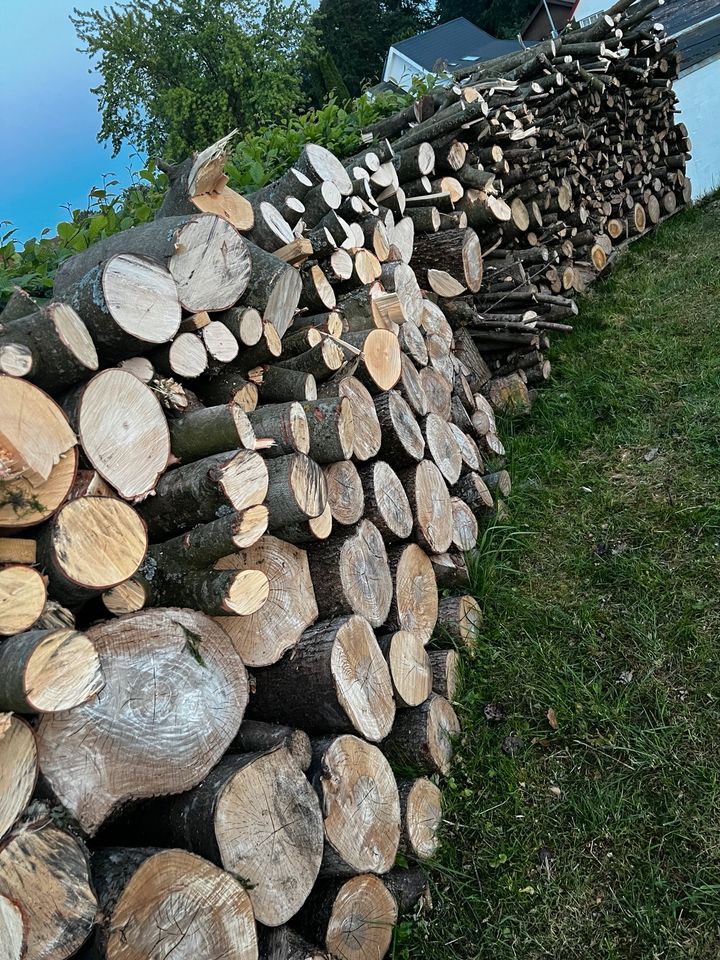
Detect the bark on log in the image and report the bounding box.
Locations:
[138,449,268,540]
[0,823,96,960]
[252,365,318,404]
[384,692,460,776]
[428,648,460,700]
[0,627,103,713]
[169,402,257,463]
[245,403,310,457]
[194,367,260,408]
[0,714,37,840]
[259,927,329,960]
[436,594,483,648]
[126,748,323,927]
[239,241,303,338]
[87,847,257,960]
[0,286,37,324]
[36,496,147,608]
[412,228,483,293]
[398,777,442,861]
[318,376,382,461]
[229,720,312,772]
[305,519,393,627]
[55,214,251,313]
[0,303,98,391]
[249,615,395,742]
[310,734,400,876]
[300,397,354,463]
[264,454,327,529]
[35,609,249,835]
[213,535,318,668]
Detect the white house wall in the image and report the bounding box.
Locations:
[676,58,720,197]
[383,49,427,91]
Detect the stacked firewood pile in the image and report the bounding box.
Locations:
[0,1,689,957]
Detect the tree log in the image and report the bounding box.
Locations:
[0,565,47,635]
[0,376,76,486]
[398,777,442,860]
[264,454,327,529]
[436,594,483,648]
[373,390,425,467]
[88,847,257,959]
[54,213,252,313]
[428,648,460,700]
[239,241,303,338]
[385,542,438,641]
[324,460,364,526]
[213,536,318,668]
[249,615,395,742]
[412,228,483,293]
[259,926,329,960]
[384,693,460,776]
[245,403,311,457]
[422,413,462,485]
[398,460,454,555]
[310,735,400,876]
[378,630,432,708]
[0,822,96,960]
[451,495,479,551]
[300,397,354,463]
[0,627,103,713]
[306,519,392,627]
[0,714,37,840]
[37,496,147,608]
[0,891,25,960]
[229,720,311,772]
[169,402,257,463]
[357,460,412,542]
[35,609,249,835]
[318,376,382,461]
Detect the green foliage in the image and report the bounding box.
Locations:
[305,49,351,107]
[0,91,407,302]
[313,0,434,96]
[434,0,537,38]
[71,0,317,160]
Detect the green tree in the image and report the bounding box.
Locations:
[434,0,537,38]
[72,0,317,160]
[313,0,434,97]
[305,50,351,107]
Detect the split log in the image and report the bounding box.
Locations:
[306,519,393,627]
[384,692,460,776]
[385,542,438,642]
[249,615,395,742]
[129,748,324,927]
[138,449,268,540]
[0,715,37,840]
[0,565,47,635]
[357,460,413,542]
[169,402,257,462]
[37,496,147,608]
[294,874,397,960]
[230,720,312,772]
[436,594,483,648]
[213,536,318,668]
[0,823,97,960]
[54,213,251,313]
[88,847,257,960]
[0,303,98,391]
[0,627,103,713]
[399,460,454,555]
[0,376,76,486]
[35,608,249,835]
[68,368,170,500]
[323,460,364,527]
[310,735,400,875]
[378,630,432,708]
[428,648,460,700]
[398,777,442,860]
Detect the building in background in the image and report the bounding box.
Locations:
[521,0,578,40]
[573,0,720,196]
[382,18,525,91]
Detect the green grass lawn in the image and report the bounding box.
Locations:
[403,200,720,959]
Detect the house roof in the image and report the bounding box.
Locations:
[390,18,525,74]
[653,0,720,72]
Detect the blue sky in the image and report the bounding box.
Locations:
[1,0,139,241]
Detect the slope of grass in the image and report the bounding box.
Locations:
[402,201,720,959]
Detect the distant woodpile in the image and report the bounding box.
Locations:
[0,1,689,957]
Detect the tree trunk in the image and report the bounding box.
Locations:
[384,692,460,775]
[35,608,249,835]
[249,615,395,742]
[0,822,96,960]
[0,627,103,713]
[36,496,147,608]
[310,735,401,876]
[0,714,37,840]
[305,519,393,627]
[213,535,319,668]
[138,449,268,540]
[54,213,252,313]
[398,777,442,860]
[88,847,257,959]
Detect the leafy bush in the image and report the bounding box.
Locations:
[0,89,408,302]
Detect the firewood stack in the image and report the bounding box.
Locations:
[0,2,687,956]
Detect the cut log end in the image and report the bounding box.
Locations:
[401,776,442,860]
[0,565,47,636]
[0,715,37,840]
[326,875,398,960]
